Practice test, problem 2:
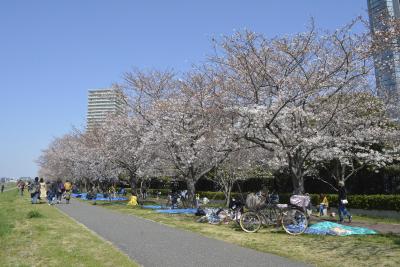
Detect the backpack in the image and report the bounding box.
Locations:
[28,183,35,193]
[29,182,39,193]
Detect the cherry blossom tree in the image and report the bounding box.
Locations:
[210,19,378,194]
[310,93,400,190]
[123,69,238,205]
[99,115,154,194]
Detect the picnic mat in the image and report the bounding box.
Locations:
[71,192,127,201]
[305,221,377,236]
[142,205,163,209]
[155,208,198,214]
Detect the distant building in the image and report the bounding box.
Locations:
[368,0,400,120]
[87,89,127,130]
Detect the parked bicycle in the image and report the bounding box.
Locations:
[225,198,244,224]
[240,195,309,235]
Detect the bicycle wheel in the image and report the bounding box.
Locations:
[281,208,308,235]
[240,211,262,233]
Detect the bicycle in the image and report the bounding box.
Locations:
[166,192,190,208]
[240,196,309,235]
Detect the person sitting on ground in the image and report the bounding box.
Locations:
[269,190,280,204]
[127,192,138,206]
[109,184,116,198]
[71,184,78,194]
[118,187,126,196]
[318,193,329,217]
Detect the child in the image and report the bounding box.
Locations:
[318,193,329,216]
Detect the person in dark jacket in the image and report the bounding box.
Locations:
[48,180,58,205]
[338,181,352,223]
[56,179,64,204]
[30,177,41,204]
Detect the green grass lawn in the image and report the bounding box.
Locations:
[97,198,400,267]
[0,190,138,267]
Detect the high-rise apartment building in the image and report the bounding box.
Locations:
[368,0,400,120]
[87,89,126,130]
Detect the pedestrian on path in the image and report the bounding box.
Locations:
[56,179,65,204]
[48,181,58,205]
[17,180,25,196]
[29,177,41,204]
[39,178,46,202]
[338,181,352,223]
[64,180,72,204]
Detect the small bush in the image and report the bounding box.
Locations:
[27,210,43,219]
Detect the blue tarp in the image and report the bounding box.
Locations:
[155,208,198,214]
[71,192,127,201]
[304,221,377,236]
[142,205,164,209]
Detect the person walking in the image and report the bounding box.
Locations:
[64,180,72,204]
[29,177,41,204]
[1,183,4,193]
[338,181,352,223]
[45,181,52,204]
[17,180,25,196]
[48,181,58,205]
[55,180,64,204]
[39,178,46,202]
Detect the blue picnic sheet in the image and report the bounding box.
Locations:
[304,221,377,236]
[155,208,198,214]
[142,205,164,209]
[71,192,127,201]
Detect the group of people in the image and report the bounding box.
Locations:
[316,181,352,223]
[17,177,73,205]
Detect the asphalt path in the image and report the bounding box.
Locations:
[58,200,308,267]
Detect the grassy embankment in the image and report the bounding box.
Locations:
[97,197,400,267]
[0,190,138,267]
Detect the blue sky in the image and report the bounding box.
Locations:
[0,0,367,178]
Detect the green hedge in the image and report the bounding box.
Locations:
[137,188,400,211]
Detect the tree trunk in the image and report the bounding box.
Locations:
[291,175,305,194]
[129,172,137,195]
[225,186,232,207]
[186,179,196,208]
[289,155,305,194]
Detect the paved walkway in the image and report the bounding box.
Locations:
[58,200,307,267]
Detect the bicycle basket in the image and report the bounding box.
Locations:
[289,195,310,209]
